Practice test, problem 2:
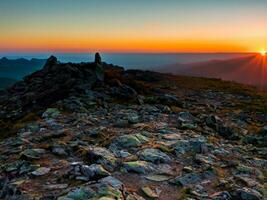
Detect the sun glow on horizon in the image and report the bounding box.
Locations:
[260,49,266,56]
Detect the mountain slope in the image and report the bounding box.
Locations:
[0,77,17,89]
[158,54,267,89]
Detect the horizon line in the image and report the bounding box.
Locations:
[0,51,259,55]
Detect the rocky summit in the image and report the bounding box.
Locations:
[0,53,267,200]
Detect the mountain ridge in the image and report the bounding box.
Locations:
[0,57,46,80]
[157,54,267,89]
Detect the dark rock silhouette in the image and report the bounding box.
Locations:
[95,52,102,65]
[0,53,146,120]
[0,55,106,119]
[44,55,57,68]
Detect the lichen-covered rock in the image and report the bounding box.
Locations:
[123,161,154,174]
[111,133,149,149]
[80,164,110,180]
[139,148,171,163]
[172,137,208,156]
[87,147,117,171]
[99,176,123,189]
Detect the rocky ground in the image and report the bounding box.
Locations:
[0,54,266,200]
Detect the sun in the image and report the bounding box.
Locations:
[260,49,266,56]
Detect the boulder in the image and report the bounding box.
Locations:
[231,188,262,200]
[170,172,201,186]
[111,133,149,149]
[58,187,95,200]
[42,108,60,119]
[31,167,51,176]
[123,161,154,174]
[80,164,110,180]
[139,148,171,163]
[87,147,117,171]
[20,148,45,160]
[206,115,239,140]
[111,84,138,100]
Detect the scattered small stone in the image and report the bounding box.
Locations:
[141,186,159,198]
[20,148,45,160]
[99,176,123,189]
[145,174,171,182]
[231,188,263,200]
[170,173,201,186]
[58,187,94,200]
[32,167,51,176]
[45,184,68,190]
[211,191,232,200]
[52,146,68,156]
[80,164,110,180]
[123,161,154,174]
[42,108,60,119]
[111,133,149,149]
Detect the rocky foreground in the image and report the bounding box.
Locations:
[0,54,266,200]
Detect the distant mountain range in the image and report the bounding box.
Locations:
[1,55,267,90]
[0,57,46,80]
[157,54,267,89]
[0,57,46,89]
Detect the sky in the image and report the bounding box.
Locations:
[0,0,267,53]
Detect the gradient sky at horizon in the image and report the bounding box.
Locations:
[0,0,267,53]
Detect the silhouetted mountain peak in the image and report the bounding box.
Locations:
[0,57,47,81]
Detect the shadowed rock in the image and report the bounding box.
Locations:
[95,52,102,65]
[0,55,105,119]
[45,55,57,66]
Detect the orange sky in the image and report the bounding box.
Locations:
[0,1,267,53]
[1,36,265,53]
